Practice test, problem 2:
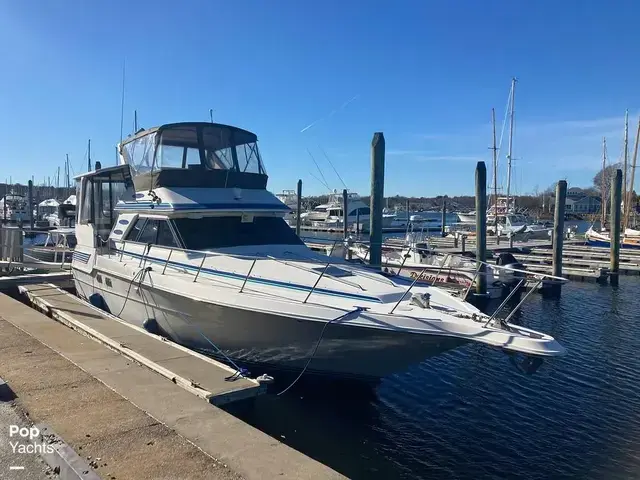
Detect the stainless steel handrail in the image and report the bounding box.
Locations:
[193,253,207,283]
[239,259,257,293]
[484,278,525,327]
[113,238,396,288]
[389,266,427,314]
[461,261,482,300]
[162,248,173,274]
[501,278,544,326]
[430,253,451,286]
[303,261,331,303]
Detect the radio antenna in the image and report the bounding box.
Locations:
[119,60,126,145]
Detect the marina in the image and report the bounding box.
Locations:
[0,119,636,479]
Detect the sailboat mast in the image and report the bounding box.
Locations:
[65,154,70,192]
[624,116,640,231]
[88,139,92,171]
[491,107,498,230]
[506,78,516,211]
[602,137,607,228]
[623,109,629,222]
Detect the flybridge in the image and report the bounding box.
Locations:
[118,122,268,191]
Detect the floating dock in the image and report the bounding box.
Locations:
[19,283,263,405]
[0,283,344,479]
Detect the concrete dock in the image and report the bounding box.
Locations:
[0,288,344,479]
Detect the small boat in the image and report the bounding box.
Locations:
[351,235,525,299]
[585,226,640,249]
[25,227,76,262]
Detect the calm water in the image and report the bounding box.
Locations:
[226,276,640,479]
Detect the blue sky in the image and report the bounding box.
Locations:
[1,0,639,196]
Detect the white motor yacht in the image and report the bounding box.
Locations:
[300,191,371,228]
[275,189,299,226]
[71,122,565,382]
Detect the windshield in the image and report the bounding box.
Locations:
[173,216,304,250]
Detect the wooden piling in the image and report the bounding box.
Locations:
[610,169,622,285]
[342,188,349,241]
[369,133,385,268]
[356,209,360,235]
[475,162,487,295]
[295,179,302,237]
[28,180,34,229]
[548,180,567,295]
[441,198,446,237]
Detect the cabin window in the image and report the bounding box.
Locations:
[235,142,263,174]
[78,176,128,231]
[122,132,157,176]
[79,179,92,224]
[205,146,234,170]
[156,221,180,247]
[123,218,180,248]
[156,144,201,169]
[173,216,303,250]
[137,219,160,244]
[125,218,146,241]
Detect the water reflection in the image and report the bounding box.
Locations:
[224,277,640,479]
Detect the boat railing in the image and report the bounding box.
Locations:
[110,238,398,300]
[102,237,570,320]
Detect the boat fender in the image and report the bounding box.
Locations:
[256,374,275,384]
[88,293,110,313]
[143,318,162,335]
[496,253,524,270]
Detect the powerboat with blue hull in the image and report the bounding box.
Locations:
[585,226,640,249]
[71,122,565,382]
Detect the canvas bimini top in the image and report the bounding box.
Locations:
[119,122,268,191]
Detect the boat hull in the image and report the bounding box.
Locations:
[72,268,469,381]
[457,213,476,223]
[585,228,640,249]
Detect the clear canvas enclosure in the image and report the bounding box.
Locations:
[120,123,266,178]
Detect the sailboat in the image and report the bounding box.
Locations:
[456,79,551,240]
[586,113,640,249]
